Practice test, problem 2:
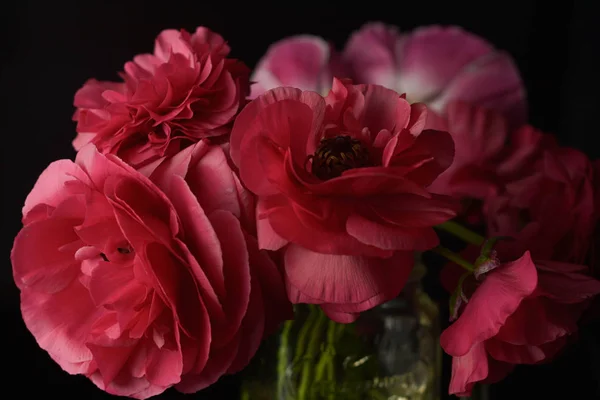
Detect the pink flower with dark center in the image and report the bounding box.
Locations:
[230,78,458,322]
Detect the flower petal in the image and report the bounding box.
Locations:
[398,25,494,102]
[485,336,568,364]
[284,245,413,310]
[448,342,489,397]
[251,35,333,98]
[346,214,439,251]
[441,252,537,357]
[343,22,401,91]
[429,52,526,126]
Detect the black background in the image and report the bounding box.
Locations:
[2,1,600,399]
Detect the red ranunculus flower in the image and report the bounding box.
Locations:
[441,226,600,396]
[11,143,291,399]
[487,145,596,265]
[428,101,553,222]
[230,78,458,322]
[73,27,250,168]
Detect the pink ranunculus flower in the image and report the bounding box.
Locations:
[73,27,250,168]
[230,78,458,323]
[343,23,527,126]
[440,227,600,397]
[428,101,553,222]
[11,143,291,399]
[249,35,347,98]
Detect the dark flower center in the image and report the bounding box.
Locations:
[310,135,370,180]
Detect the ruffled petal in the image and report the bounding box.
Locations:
[441,252,537,357]
[284,245,413,311]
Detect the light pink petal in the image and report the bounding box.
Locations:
[441,252,537,357]
[22,160,90,219]
[145,339,184,387]
[398,26,494,102]
[448,342,489,397]
[74,79,126,109]
[251,35,333,98]
[284,245,414,309]
[72,132,96,151]
[343,22,401,91]
[360,84,411,133]
[429,52,526,126]
[154,29,194,61]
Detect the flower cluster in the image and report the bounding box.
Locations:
[11,23,600,398]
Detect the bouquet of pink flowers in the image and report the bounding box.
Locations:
[11,23,600,399]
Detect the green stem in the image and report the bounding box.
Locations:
[432,246,475,272]
[298,308,327,399]
[314,319,338,382]
[436,220,485,246]
[277,321,293,399]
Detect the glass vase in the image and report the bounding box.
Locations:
[240,260,442,400]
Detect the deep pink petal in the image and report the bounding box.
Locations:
[230,87,324,166]
[267,205,390,257]
[485,336,568,364]
[20,279,99,374]
[448,342,489,397]
[12,217,82,293]
[207,210,252,347]
[284,245,413,309]
[441,252,537,357]
[536,263,600,303]
[244,231,294,334]
[256,198,289,251]
[176,334,241,393]
[346,214,440,251]
[494,298,576,346]
[168,176,226,299]
[226,276,266,373]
